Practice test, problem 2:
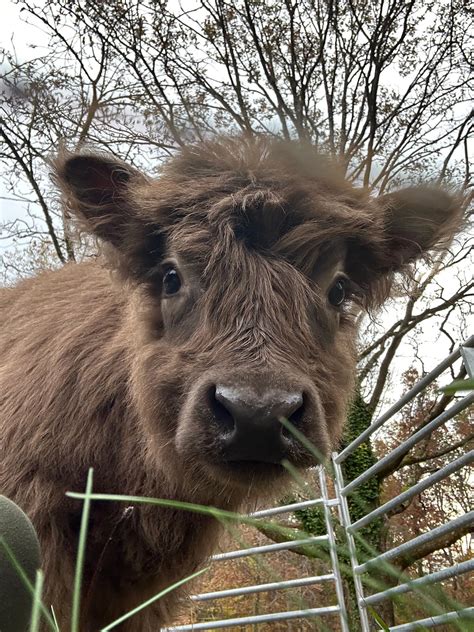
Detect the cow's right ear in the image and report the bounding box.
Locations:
[53,153,148,249]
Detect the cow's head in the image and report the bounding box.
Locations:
[55,137,462,496]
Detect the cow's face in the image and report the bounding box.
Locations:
[55,137,462,495]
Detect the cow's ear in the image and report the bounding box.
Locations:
[54,153,147,248]
[378,186,463,270]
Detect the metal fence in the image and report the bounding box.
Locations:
[165,336,474,631]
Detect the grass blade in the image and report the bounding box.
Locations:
[51,605,61,632]
[71,467,94,632]
[100,567,209,631]
[367,606,390,631]
[441,378,474,394]
[66,491,246,522]
[29,570,44,632]
[278,416,327,465]
[66,491,317,549]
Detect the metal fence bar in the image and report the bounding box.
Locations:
[349,450,474,533]
[211,535,328,561]
[355,511,474,575]
[319,466,350,632]
[332,453,371,632]
[248,498,324,518]
[184,467,348,628]
[363,559,474,605]
[192,573,335,601]
[164,606,341,630]
[342,392,474,496]
[385,607,474,631]
[334,335,474,464]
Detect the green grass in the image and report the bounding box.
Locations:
[5,496,473,631]
[441,377,474,394]
[101,567,209,630]
[50,606,61,632]
[29,570,44,632]
[71,467,93,632]
[3,418,473,631]
[66,478,472,631]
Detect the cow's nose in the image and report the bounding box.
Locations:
[211,385,305,463]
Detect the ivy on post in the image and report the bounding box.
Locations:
[341,391,382,551]
[341,391,396,629]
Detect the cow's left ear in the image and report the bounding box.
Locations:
[378,186,464,270]
[53,152,148,249]
[53,152,167,282]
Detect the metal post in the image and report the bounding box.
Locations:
[319,466,350,632]
[332,453,371,631]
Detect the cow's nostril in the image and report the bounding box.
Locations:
[210,384,306,464]
[208,386,234,435]
[281,394,306,439]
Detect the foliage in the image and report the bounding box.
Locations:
[342,391,383,550]
[374,368,473,572]
[294,503,326,538]
[442,377,474,394]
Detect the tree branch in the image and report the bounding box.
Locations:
[396,521,473,570]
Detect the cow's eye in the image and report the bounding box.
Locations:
[328,277,347,307]
[162,267,182,296]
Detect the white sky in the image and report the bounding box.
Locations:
[0,1,49,225]
[1,0,49,57]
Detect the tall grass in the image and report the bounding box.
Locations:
[66,472,472,630]
[2,414,473,631]
[29,570,45,632]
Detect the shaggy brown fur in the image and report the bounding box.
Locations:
[0,136,463,630]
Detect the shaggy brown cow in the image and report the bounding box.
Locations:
[0,136,462,630]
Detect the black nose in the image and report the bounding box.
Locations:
[211,385,305,463]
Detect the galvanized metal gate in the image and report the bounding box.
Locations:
[165,336,474,631]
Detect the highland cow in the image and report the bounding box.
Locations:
[0,136,462,630]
